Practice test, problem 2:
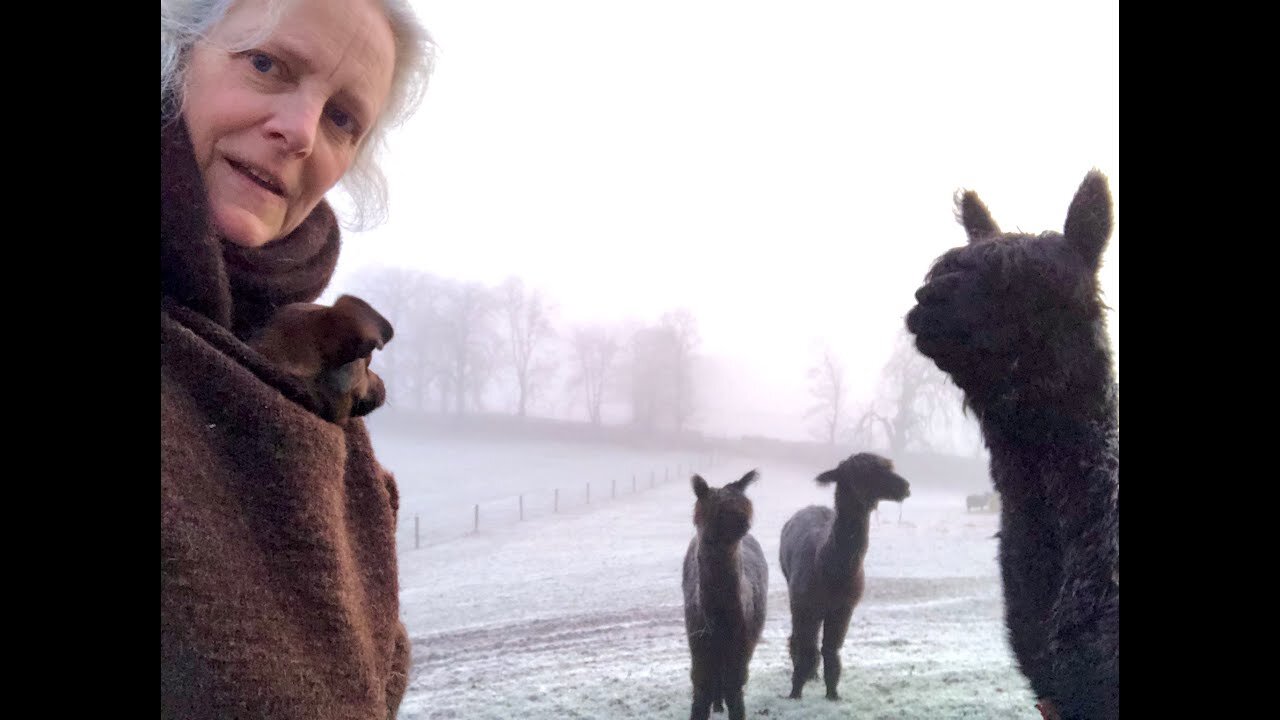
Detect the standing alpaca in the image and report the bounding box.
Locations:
[905,170,1119,719]
[779,453,910,701]
[682,470,769,720]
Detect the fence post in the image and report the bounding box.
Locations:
[474,504,479,533]
[519,494,524,521]
[414,515,419,550]
[632,474,637,492]
[612,478,616,499]
[554,488,559,513]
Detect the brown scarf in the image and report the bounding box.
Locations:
[161,114,410,720]
[160,113,341,339]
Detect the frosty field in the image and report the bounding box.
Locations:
[370,421,1035,719]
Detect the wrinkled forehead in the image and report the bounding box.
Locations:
[211,0,396,121]
[202,0,273,48]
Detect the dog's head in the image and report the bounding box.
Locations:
[249,294,394,424]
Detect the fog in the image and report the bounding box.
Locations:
[309,6,1118,712]
[318,0,1118,449]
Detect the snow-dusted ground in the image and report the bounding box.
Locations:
[372,427,1036,719]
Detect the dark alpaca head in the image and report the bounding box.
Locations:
[691,470,759,546]
[816,453,910,512]
[905,170,1114,412]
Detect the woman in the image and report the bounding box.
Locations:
[160,0,434,717]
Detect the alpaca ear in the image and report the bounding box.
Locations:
[815,468,841,485]
[1063,169,1113,270]
[730,469,759,492]
[692,475,710,500]
[955,190,1000,244]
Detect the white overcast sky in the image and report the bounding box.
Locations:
[324,0,1119,440]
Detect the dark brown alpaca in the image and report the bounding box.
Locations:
[779,453,910,701]
[682,470,768,720]
[905,170,1119,719]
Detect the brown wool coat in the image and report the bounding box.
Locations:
[161,114,410,720]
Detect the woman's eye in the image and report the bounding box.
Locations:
[249,52,274,74]
[328,107,356,133]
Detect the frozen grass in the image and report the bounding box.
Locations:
[375,427,1036,719]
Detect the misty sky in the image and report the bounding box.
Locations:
[322,0,1119,441]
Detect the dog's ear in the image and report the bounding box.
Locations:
[335,295,394,346]
[319,295,395,367]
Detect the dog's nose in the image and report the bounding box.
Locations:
[350,374,387,418]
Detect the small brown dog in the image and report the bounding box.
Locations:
[249,294,394,424]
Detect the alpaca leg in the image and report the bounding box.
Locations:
[788,610,821,699]
[821,606,854,700]
[690,661,714,720]
[690,682,713,720]
[723,686,746,720]
[711,673,723,713]
[722,665,748,720]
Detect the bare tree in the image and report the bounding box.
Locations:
[660,308,701,432]
[345,266,446,411]
[627,309,701,432]
[628,325,668,432]
[497,276,557,418]
[567,325,620,425]
[855,330,960,454]
[436,280,496,416]
[466,338,500,414]
[805,348,848,445]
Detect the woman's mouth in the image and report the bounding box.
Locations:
[228,159,286,197]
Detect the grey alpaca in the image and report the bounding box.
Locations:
[682,470,768,720]
[905,170,1119,720]
[779,453,910,701]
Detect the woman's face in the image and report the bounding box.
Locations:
[182,0,395,248]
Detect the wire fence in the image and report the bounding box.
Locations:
[398,453,719,553]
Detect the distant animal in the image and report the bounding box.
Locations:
[682,470,768,720]
[779,453,910,700]
[966,493,990,512]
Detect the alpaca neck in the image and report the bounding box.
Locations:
[819,502,870,576]
[982,374,1118,464]
[696,539,744,614]
[978,328,1118,451]
[983,359,1119,577]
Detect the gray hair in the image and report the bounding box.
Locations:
[160,0,436,230]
